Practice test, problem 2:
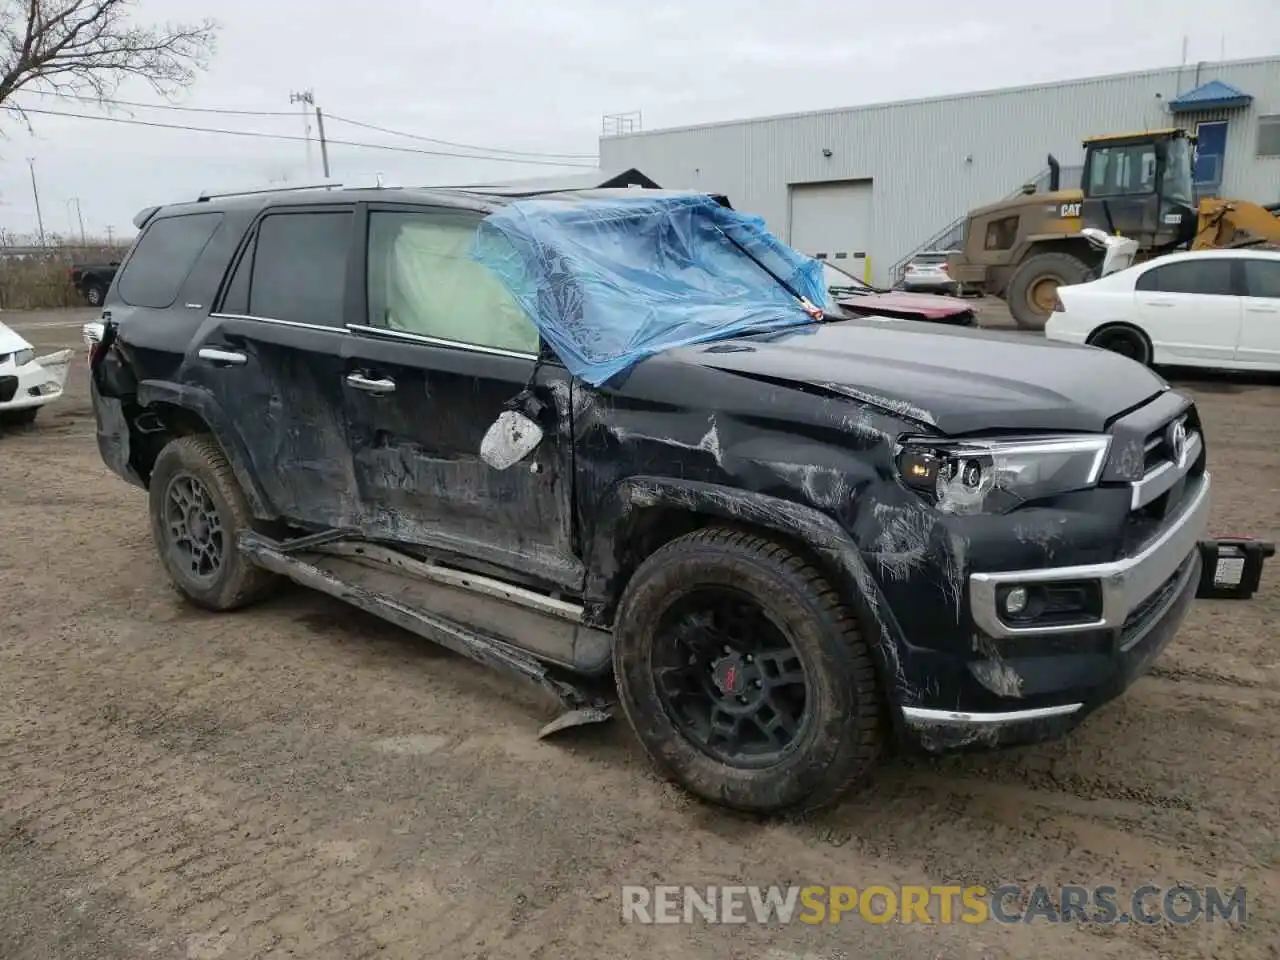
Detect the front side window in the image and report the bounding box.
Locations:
[366,210,539,355]
[1087,144,1158,198]
[1135,258,1235,296]
[1160,137,1194,205]
[246,210,353,327]
[117,213,223,308]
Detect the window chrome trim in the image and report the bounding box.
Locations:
[209,312,348,333]
[345,323,538,361]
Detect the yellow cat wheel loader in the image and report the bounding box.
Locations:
[948,128,1280,330]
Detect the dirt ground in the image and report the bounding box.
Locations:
[2,306,1278,960]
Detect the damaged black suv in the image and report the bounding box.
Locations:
[91,185,1213,814]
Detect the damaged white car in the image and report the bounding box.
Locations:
[0,320,73,426]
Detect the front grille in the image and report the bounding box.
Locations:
[0,376,16,403]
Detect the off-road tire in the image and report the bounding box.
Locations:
[83,281,106,307]
[148,434,277,611]
[1088,324,1152,366]
[1006,252,1094,331]
[613,526,883,814]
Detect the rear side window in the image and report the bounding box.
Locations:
[242,211,353,326]
[1135,259,1235,296]
[116,213,223,308]
[1242,259,1280,299]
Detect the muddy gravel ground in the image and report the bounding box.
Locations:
[2,307,1278,960]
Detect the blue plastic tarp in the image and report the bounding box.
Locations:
[469,193,828,386]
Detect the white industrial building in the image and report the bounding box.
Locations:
[597,56,1280,286]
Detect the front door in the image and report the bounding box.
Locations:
[1134,256,1241,363]
[1194,121,1228,199]
[199,205,358,530]
[341,204,581,591]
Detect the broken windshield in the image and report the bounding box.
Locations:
[469,193,828,386]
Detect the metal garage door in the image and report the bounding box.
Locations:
[788,180,874,283]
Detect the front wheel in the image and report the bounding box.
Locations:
[83,282,105,307]
[613,526,884,813]
[148,435,277,611]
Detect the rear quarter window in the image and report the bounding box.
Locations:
[116,212,223,309]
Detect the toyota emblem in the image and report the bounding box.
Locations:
[1167,420,1188,467]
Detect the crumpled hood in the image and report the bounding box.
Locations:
[671,318,1166,435]
[837,290,969,319]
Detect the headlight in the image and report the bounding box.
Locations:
[14,348,34,367]
[895,435,1111,515]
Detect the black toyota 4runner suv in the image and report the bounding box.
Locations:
[91,185,1213,814]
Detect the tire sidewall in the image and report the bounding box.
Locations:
[614,540,865,812]
[1092,327,1150,365]
[148,441,248,608]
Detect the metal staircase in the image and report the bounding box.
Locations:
[888,164,1083,287]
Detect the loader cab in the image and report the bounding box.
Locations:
[1080,129,1197,251]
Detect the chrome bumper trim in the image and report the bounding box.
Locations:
[970,472,1211,638]
[902,703,1084,726]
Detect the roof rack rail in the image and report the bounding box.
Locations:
[195,182,343,202]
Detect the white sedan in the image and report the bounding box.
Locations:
[0,319,73,425]
[1046,249,1280,371]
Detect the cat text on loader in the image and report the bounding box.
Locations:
[948,128,1280,330]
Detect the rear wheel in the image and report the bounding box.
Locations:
[148,435,277,610]
[82,281,105,307]
[1006,252,1094,331]
[613,526,883,813]
[1088,324,1152,366]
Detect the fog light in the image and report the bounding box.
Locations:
[1004,586,1029,615]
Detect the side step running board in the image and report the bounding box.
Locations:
[239,532,614,738]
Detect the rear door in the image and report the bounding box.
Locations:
[198,205,359,528]
[341,203,581,590]
[1238,257,1280,366]
[1134,257,1241,364]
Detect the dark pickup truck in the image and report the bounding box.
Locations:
[89,186,1242,814]
[69,260,119,306]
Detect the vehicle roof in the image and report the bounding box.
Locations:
[140,185,726,224]
[1082,127,1188,144]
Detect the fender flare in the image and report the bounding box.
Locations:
[585,476,911,700]
[136,379,275,520]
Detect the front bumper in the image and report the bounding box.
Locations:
[900,472,1210,751]
[0,350,73,412]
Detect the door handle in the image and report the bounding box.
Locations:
[1143,300,1175,308]
[198,347,248,366]
[1246,306,1278,314]
[346,373,396,394]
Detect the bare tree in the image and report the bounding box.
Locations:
[0,0,216,115]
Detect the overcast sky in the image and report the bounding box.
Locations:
[2,0,1278,243]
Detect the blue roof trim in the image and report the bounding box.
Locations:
[1169,79,1253,112]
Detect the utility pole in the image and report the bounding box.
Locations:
[105,225,115,247]
[314,106,331,178]
[67,197,86,246]
[27,157,45,246]
[289,90,315,176]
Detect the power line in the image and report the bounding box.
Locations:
[6,104,600,168]
[324,112,598,160]
[17,86,599,161]
[18,85,298,117]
